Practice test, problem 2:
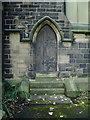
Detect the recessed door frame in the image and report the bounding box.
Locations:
[31,16,63,73]
[35,25,57,73]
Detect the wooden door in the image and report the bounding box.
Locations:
[35,25,57,73]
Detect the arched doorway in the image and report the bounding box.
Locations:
[30,16,63,75]
[35,25,57,73]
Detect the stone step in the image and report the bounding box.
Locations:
[30,81,64,88]
[30,94,71,104]
[30,88,65,95]
[34,77,57,82]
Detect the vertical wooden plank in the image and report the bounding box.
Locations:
[43,25,57,72]
[35,25,57,73]
[35,26,44,72]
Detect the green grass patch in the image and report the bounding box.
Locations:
[15,102,89,118]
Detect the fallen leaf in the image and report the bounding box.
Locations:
[60,115,64,118]
[50,107,54,110]
[48,112,53,115]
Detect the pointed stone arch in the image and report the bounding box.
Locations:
[30,16,63,72]
[30,16,63,43]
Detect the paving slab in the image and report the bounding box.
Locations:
[30,94,72,104]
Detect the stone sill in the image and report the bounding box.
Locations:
[21,38,73,42]
[21,38,31,42]
[72,29,90,33]
[63,38,73,42]
[71,24,90,33]
[4,29,23,32]
[4,29,73,42]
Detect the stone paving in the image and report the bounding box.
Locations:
[30,94,72,104]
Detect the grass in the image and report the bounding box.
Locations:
[2,80,30,118]
[14,99,89,118]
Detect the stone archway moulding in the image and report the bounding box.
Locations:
[30,16,63,43]
[30,16,63,72]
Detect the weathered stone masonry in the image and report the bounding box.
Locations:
[2,2,90,80]
[59,35,90,78]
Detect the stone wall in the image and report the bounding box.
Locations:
[2,2,90,79]
[59,34,90,78]
[3,32,90,79]
[3,2,71,39]
[3,32,32,79]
